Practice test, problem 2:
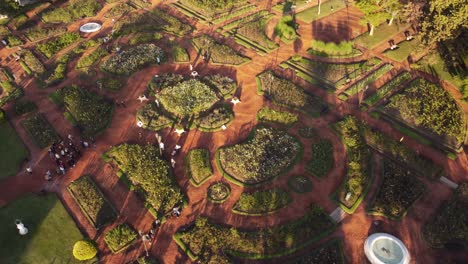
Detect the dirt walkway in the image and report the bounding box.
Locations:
[0,1,467,264]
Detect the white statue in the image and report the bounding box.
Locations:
[15,219,28,235]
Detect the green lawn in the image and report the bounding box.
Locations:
[383,39,420,62]
[296,0,346,24]
[413,50,465,95]
[0,121,28,180]
[355,23,407,49]
[0,194,96,264]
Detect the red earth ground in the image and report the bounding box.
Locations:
[0,0,467,263]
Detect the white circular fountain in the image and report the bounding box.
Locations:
[79,22,102,33]
[364,233,410,264]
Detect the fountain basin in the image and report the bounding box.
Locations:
[364,233,410,264]
[79,22,101,33]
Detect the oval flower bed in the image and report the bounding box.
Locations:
[101,43,165,75]
[157,79,218,118]
[207,182,231,203]
[232,188,291,215]
[218,126,302,186]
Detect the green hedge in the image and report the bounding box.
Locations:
[257,107,298,126]
[68,176,117,229]
[186,148,213,186]
[21,113,60,149]
[104,224,138,254]
[232,188,291,215]
[306,139,334,178]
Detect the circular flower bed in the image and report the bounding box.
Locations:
[207,182,230,203]
[157,79,218,117]
[288,175,313,193]
[73,240,97,260]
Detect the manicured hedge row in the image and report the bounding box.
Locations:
[68,176,117,229]
[232,188,291,215]
[104,223,138,254]
[186,148,213,186]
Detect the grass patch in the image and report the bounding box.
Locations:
[0,194,95,264]
[296,0,346,23]
[0,120,28,179]
[383,38,420,62]
[355,22,407,49]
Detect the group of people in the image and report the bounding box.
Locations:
[43,135,91,180]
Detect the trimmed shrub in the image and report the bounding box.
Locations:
[36,32,80,59]
[306,139,334,178]
[207,182,230,203]
[257,107,298,126]
[102,44,165,75]
[104,224,138,253]
[73,240,97,261]
[187,148,212,185]
[233,188,291,215]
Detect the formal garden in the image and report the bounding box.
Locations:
[0,0,466,263]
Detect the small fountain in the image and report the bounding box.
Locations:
[79,22,102,33]
[364,233,410,264]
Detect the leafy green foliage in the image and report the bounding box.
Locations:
[6,35,22,47]
[207,182,230,203]
[194,104,233,131]
[23,25,67,42]
[385,78,465,145]
[342,64,394,97]
[333,116,372,209]
[76,47,109,70]
[62,86,113,136]
[202,74,237,98]
[363,71,411,106]
[177,206,335,262]
[157,79,218,117]
[420,0,467,45]
[106,144,184,214]
[14,100,37,116]
[98,77,123,92]
[104,2,133,18]
[293,240,344,264]
[192,35,248,65]
[309,40,356,56]
[219,126,301,185]
[113,8,191,37]
[21,113,60,149]
[172,45,189,62]
[258,71,327,115]
[136,103,173,131]
[37,32,80,59]
[73,240,97,261]
[306,139,334,178]
[236,17,277,50]
[147,73,184,95]
[257,107,298,126]
[423,183,468,247]
[102,44,165,75]
[19,50,45,75]
[104,224,138,253]
[187,148,212,185]
[288,176,313,194]
[233,188,291,215]
[368,159,425,219]
[354,0,389,28]
[274,15,296,41]
[68,176,117,229]
[42,0,102,23]
[363,121,442,179]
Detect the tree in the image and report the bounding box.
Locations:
[383,0,403,25]
[355,0,390,35]
[420,0,468,45]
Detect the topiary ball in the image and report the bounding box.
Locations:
[73,240,97,261]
